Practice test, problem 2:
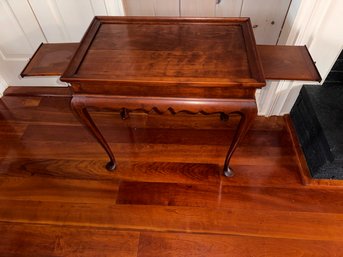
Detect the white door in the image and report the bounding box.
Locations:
[0,0,56,87]
[123,0,292,45]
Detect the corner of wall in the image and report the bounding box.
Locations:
[0,75,8,97]
[258,0,341,116]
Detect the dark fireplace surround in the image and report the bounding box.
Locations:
[291,50,343,179]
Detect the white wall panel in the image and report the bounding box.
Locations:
[215,0,242,17]
[90,0,108,15]
[6,0,47,52]
[241,0,291,45]
[0,0,59,87]
[124,0,290,44]
[104,0,125,15]
[28,0,70,42]
[0,0,45,58]
[124,0,179,16]
[29,0,96,42]
[0,2,32,57]
[124,0,155,16]
[54,0,98,41]
[154,0,179,16]
[0,57,63,87]
[0,75,8,96]
[29,0,124,42]
[181,0,216,16]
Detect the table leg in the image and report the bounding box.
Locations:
[71,97,117,171]
[223,108,257,177]
[70,95,256,177]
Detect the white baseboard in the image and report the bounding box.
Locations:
[0,75,8,97]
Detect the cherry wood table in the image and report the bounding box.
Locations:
[22,16,321,177]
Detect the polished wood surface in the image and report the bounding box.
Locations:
[61,17,265,87]
[1,88,343,256]
[257,45,321,82]
[21,43,321,82]
[21,43,79,77]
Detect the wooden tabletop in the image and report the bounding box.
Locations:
[61,16,265,88]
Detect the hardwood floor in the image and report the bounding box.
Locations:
[0,88,342,256]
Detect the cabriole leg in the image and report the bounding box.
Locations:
[223,105,257,177]
[71,97,117,171]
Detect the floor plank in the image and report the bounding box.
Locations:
[117,181,343,213]
[138,232,343,257]
[21,124,291,147]
[0,200,343,241]
[0,176,118,204]
[0,222,139,257]
[0,141,296,165]
[0,158,303,187]
[0,159,221,184]
[0,122,27,140]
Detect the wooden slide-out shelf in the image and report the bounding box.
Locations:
[21,43,79,77]
[21,43,321,82]
[257,45,321,82]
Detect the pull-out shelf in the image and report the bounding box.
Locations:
[21,43,79,77]
[21,43,321,82]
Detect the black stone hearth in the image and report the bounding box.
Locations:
[290,50,343,179]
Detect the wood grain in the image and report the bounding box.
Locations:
[61,17,265,87]
[18,44,323,83]
[117,181,343,213]
[0,176,119,204]
[0,223,139,257]
[21,43,79,77]
[0,141,296,165]
[0,158,221,185]
[1,200,343,241]
[138,232,343,257]
[257,45,321,82]
[21,124,291,147]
